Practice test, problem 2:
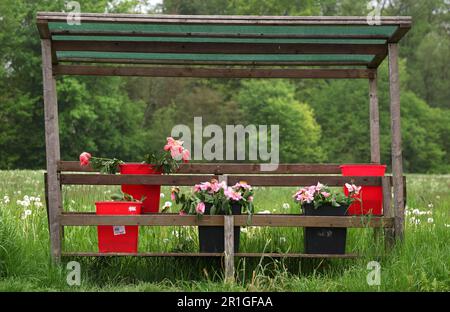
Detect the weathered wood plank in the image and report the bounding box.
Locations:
[36,12,412,26]
[51,29,389,40]
[60,173,383,186]
[57,57,369,67]
[227,175,383,186]
[59,213,394,228]
[53,41,386,55]
[42,39,62,263]
[62,252,223,257]
[60,173,216,186]
[388,44,405,241]
[61,252,358,258]
[58,161,342,174]
[369,73,381,163]
[224,215,235,283]
[54,65,375,79]
[382,177,395,250]
[235,253,358,258]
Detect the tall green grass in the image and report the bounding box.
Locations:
[0,171,448,291]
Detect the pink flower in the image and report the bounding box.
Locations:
[224,187,242,201]
[179,211,187,216]
[79,152,91,167]
[196,202,205,214]
[321,191,331,198]
[181,149,190,163]
[171,192,176,201]
[345,183,353,193]
[316,182,324,191]
[209,180,222,193]
[248,196,254,202]
[345,183,362,194]
[164,137,185,159]
[233,181,252,190]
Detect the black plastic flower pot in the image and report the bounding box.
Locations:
[303,203,348,254]
[198,203,241,253]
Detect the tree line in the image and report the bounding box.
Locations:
[0,0,449,172]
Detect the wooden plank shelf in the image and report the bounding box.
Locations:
[60,213,394,228]
[58,161,343,174]
[61,252,359,259]
[60,173,385,186]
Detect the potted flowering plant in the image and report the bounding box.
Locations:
[172,179,254,253]
[293,182,361,254]
[95,192,142,253]
[80,137,190,213]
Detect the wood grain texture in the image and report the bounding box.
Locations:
[42,39,62,263]
[54,65,375,79]
[36,12,412,26]
[61,252,359,258]
[59,173,384,186]
[388,44,405,241]
[224,215,235,283]
[53,40,386,55]
[369,74,381,163]
[58,161,343,174]
[59,213,394,228]
[382,177,395,250]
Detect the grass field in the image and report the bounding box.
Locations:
[0,171,448,291]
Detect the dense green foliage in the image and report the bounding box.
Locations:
[0,0,449,172]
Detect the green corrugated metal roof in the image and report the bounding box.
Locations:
[49,22,396,65]
[57,51,375,63]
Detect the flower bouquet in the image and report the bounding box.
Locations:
[293,182,361,254]
[172,179,254,253]
[80,137,190,213]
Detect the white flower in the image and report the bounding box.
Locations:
[163,238,170,244]
[241,227,248,233]
[412,209,420,216]
[160,193,165,198]
[282,203,290,210]
[25,209,32,216]
[444,224,450,228]
[427,203,433,208]
[257,210,271,214]
[24,195,29,201]
[414,219,421,225]
[35,202,43,208]
[163,201,172,208]
[279,237,286,243]
[3,196,10,204]
[35,197,41,202]
[427,218,434,224]
[171,230,179,238]
[426,211,433,215]
[405,210,411,216]
[436,195,440,199]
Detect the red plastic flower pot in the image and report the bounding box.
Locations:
[340,164,386,215]
[95,201,142,253]
[119,163,162,213]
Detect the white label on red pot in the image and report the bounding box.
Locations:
[128,206,137,212]
[113,225,126,235]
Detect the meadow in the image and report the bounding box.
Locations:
[0,170,448,291]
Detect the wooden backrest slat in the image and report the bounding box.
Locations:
[58,161,342,174]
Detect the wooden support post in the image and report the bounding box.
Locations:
[369,72,382,240]
[382,177,395,250]
[369,72,381,164]
[224,215,235,283]
[388,43,405,241]
[42,39,63,263]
